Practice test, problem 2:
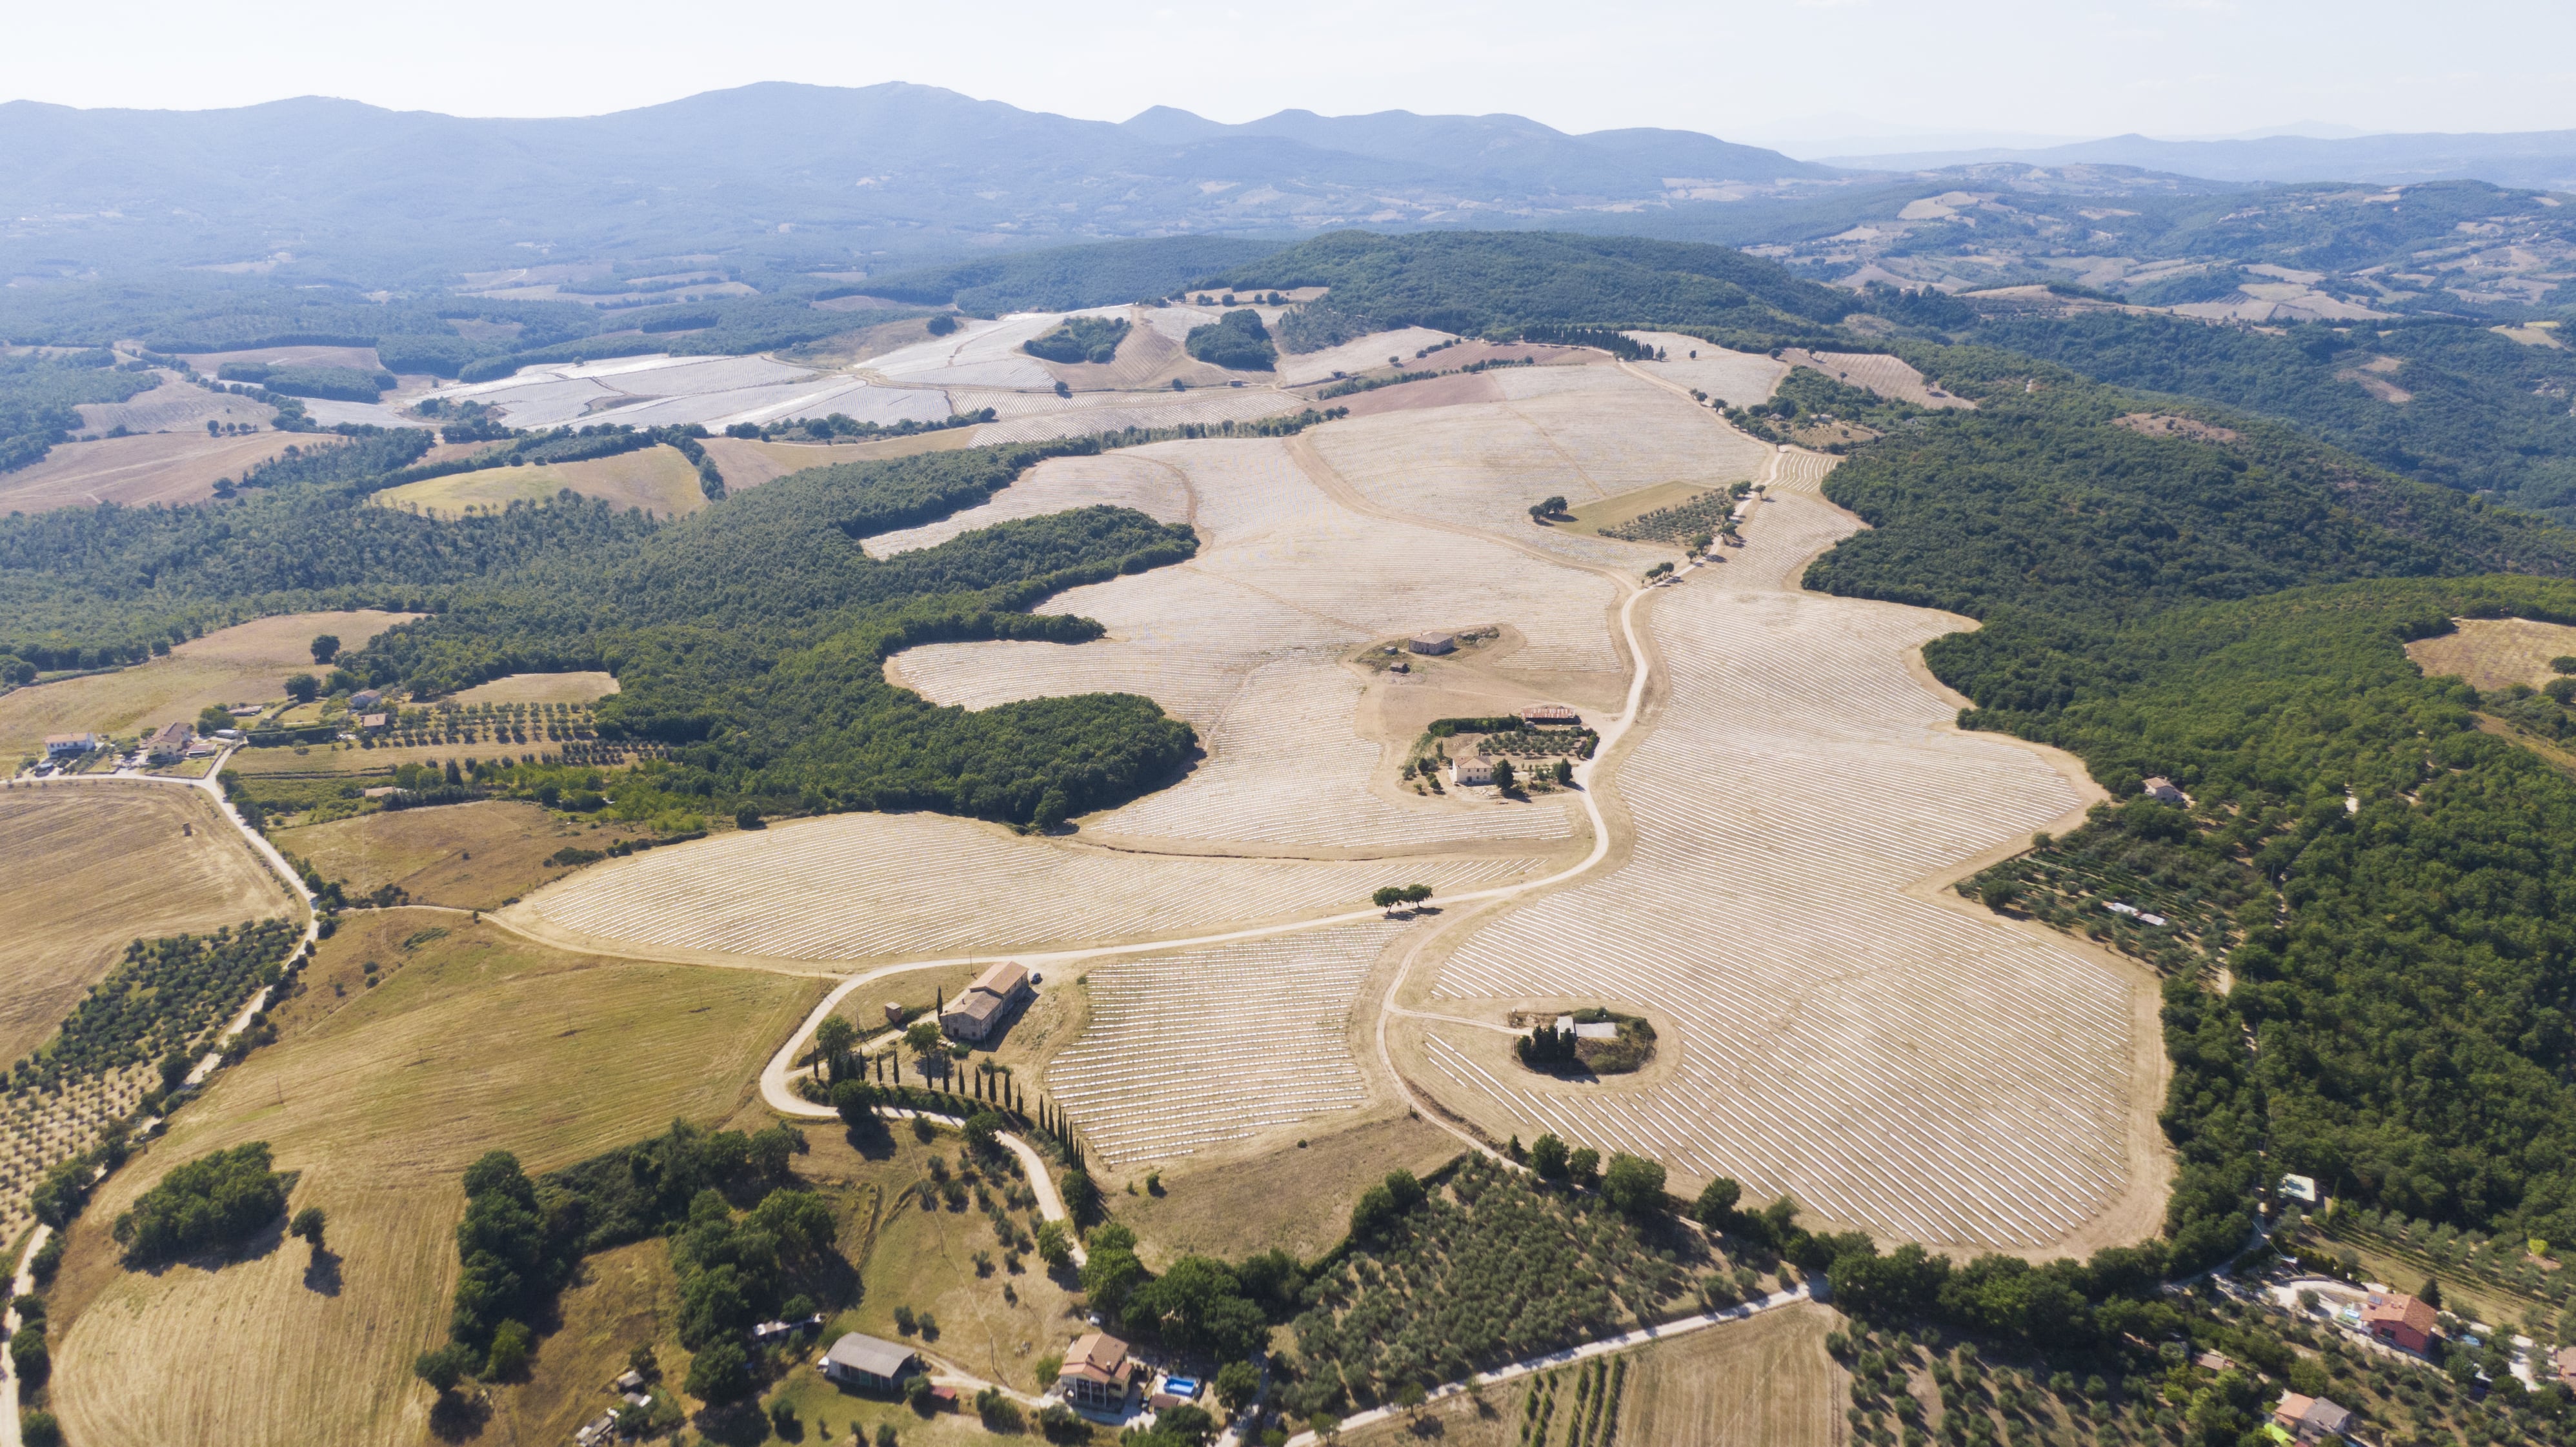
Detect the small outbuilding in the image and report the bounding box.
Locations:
[820,1331,918,1390]
[1407,632,1456,656]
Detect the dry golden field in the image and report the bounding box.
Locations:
[2406,616,2576,691]
[46,911,819,1447]
[0,609,419,763]
[372,444,707,516]
[1620,1303,1851,1447]
[277,799,656,910]
[447,671,621,705]
[0,429,300,512]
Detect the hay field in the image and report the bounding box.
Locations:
[892,438,1612,847]
[1305,365,1762,569]
[1276,327,1459,385]
[1049,926,1400,1167]
[372,444,705,516]
[1624,332,1789,406]
[1334,372,1504,418]
[513,809,1547,963]
[1780,349,1974,409]
[1413,456,2146,1253]
[864,452,1191,555]
[2406,616,2576,691]
[46,913,816,1447]
[448,670,619,704]
[0,429,300,512]
[1620,1303,1849,1447]
[0,785,290,1067]
[277,800,654,911]
[0,610,418,763]
[958,384,1308,445]
[74,372,277,434]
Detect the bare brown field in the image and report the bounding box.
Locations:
[1107,1112,1460,1264]
[373,445,705,516]
[1343,1378,1524,1447]
[448,671,621,705]
[0,785,290,1068]
[0,429,300,511]
[46,911,820,1447]
[2406,616,2576,691]
[277,800,658,911]
[1620,1303,1850,1447]
[0,609,418,764]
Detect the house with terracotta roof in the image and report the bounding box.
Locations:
[143,720,194,764]
[1057,1331,1143,1415]
[2361,1291,2438,1353]
[940,960,1033,1044]
[1521,704,1580,727]
[2271,1391,2352,1441]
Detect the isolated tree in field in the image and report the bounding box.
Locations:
[1401,884,1432,905]
[285,672,320,703]
[310,634,339,664]
[290,1206,327,1251]
[1372,885,1404,909]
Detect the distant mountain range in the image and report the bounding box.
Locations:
[1826,129,2576,191]
[0,83,1831,283]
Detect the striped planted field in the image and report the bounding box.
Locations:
[512,809,1547,963]
[1410,457,2147,1253]
[1049,926,1395,1165]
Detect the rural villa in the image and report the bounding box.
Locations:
[1056,1331,1144,1414]
[1451,756,1495,787]
[2360,1292,2437,1353]
[940,960,1034,1043]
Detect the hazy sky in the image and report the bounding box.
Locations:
[5,0,2571,156]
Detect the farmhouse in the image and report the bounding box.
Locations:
[349,689,383,710]
[2277,1173,2319,1205]
[940,960,1034,1043]
[1407,632,1456,655]
[2270,1393,2353,1441]
[1057,1331,1144,1413]
[2142,776,2189,805]
[44,733,99,758]
[2361,1292,2438,1352]
[1451,756,1496,787]
[143,721,194,764]
[1521,704,1580,727]
[820,1331,918,1390]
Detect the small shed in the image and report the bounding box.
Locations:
[1407,632,1456,656]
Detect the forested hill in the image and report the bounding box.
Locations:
[1800,350,2576,1272]
[1202,230,1858,337]
[1970,312,2576,523]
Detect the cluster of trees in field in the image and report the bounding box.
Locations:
[427,1120,825,1400]
[0,349,161,472]
[1970,313,2576,521]
[1198,231,1855,339]
[1022,315,1130,364]
[213,361,394,402]
[1184,309,1277,370]
[112,1140,292,1265]
[1804,347,2576,1264]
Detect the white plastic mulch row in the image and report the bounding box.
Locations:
[1422,469,2138,1250]
[1048,927,1393,1164]
[524,810,1544,962]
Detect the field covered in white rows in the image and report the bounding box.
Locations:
[1622,332,1790,407]
[1417,453,2140,1252]
[514,810,1545,962]
[1049,926,1394,1165]
[893,438,1610,847]
[427,353,958,431]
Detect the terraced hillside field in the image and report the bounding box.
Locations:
[1408,452,2149,1253]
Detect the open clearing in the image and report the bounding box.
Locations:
[0,427,296,511]
[2405,616,2576,691]
[1624,332,1790,407]
[277,799,658,911]
[73,371,278,435]
[422,353,953,432]
[1404,452,2156,1254]
[0,610,418,763]
[892,438,1615,848]
[864,452,1193,555]
[1780,349,1974,409]
[1275,327,1461,386]
[510,809,1548,964]
[372,443,706,516]
[959,383,1309,445]
[0,784,290,1069]
[1618,1302,1849,1447]
[448,670,619,704]
[46,912,816,1447]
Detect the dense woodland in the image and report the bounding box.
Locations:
[0,350,160,472]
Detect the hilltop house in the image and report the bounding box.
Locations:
[940,960,1034,1043]
[2361,1292,2438,1353]
[1451,756,1495,787]
[820,1332,918,1390]
[1407,632,1456,656]
[1057,1332,1144,1415]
